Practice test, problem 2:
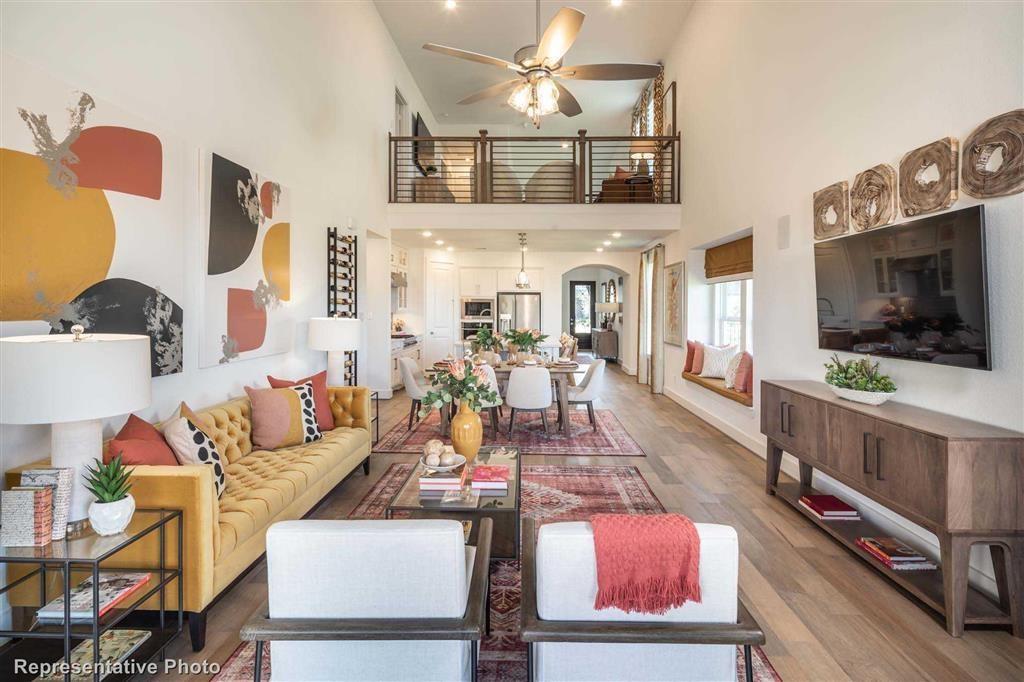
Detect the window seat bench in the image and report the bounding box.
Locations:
[682,372,753,407]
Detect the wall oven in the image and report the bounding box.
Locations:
[461,298,494,320]
[461,321,494,341]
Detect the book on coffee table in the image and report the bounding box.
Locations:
[471,465,510,490]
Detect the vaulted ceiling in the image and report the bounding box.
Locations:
[374,0,693,135]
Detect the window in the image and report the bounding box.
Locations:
[713,279,753,353]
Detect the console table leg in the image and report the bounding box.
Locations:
[939,533,970,637]
[798,461,814,488]
[766,442,783,495]
[992,538,1024,637]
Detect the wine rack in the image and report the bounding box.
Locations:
[328,226,357,385]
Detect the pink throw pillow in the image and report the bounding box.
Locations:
[684,341,695,373]
[106,415,178,465]
[267,370,334,431]
[691,342,705,374]
[734,352,753,393]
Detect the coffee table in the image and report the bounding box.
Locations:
[386,446,521,559]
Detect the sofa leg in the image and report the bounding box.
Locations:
[362,456,370,475]
[188,610,207,652]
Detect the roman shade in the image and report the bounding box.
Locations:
[704,235,753,280]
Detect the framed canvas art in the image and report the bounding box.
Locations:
[664,261,684,346]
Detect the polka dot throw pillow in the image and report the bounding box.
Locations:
[164,417,226,497]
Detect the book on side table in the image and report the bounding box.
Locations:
[36,572,151,624]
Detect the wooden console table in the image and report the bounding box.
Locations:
[760,379,1023,638]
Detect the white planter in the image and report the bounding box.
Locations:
[88,494,135,536]
[829,385,897,406]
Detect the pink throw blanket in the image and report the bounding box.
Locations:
[590,513,701,614]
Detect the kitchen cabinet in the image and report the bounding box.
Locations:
[459,268,498,298]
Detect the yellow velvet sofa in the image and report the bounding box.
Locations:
[5,386,372,651]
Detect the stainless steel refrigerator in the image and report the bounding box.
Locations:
[497,292,541,333]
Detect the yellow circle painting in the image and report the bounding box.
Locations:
[1,149,115,321]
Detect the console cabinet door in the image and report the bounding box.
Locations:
[762,384,825,459]
[870,422,946,527]
[825,404,877,484]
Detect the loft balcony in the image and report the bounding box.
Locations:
[388,129,680,205]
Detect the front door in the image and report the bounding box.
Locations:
[569,281,596,350]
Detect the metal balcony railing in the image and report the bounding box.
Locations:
[389,129,680,204]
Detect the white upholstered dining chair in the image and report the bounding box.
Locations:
[506,366,554,435]
[566,359,606,431]
[243,518,493,682]
[477,363,503,434]
[399,356,430,430]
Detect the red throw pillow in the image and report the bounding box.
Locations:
[613,166,631,180]
[735,352,753,394]
[106,415,178,465]
[691,342,705,374]
[684,341,695,373]
[267,370,334,431]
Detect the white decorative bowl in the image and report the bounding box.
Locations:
[419,453,466,473]
[829,385,896,406]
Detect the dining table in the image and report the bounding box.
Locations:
[425,360,582,436]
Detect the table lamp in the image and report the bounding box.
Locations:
[596,301,622,329]
[629,140,657,177]
[0,328,151,526]
[308,317,361,386]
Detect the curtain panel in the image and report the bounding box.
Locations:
[637,244,665,393]
[704,236,753,280]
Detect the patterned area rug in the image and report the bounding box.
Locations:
[373,408,645,456]
[214,464,781,682]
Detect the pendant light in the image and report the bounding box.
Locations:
[515,233,531,289]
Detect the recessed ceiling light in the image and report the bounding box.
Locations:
[603,240,612,246]
[422,231,432,237]
[445,0,457,10]
[611,232,622,238]
[435,240,444,246]
[610,0,623,7]
[446,246,455,252]
[596,247,604,253]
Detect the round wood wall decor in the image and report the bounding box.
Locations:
[899,137,959,217]
[961,109,1024,199]
[813,181,849,240]
[850,163,897,231]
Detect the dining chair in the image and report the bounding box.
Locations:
[506,366,554,436]
[399,357,430,430]
[566,360,606,432]
[477,363,503,434]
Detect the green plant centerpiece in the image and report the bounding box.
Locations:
[824,353,898,405]
[502,328,548,360]
[84,454,137,536]
[470,327,502,355]
[420,360,500,462]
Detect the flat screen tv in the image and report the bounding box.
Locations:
[813,205,990,370]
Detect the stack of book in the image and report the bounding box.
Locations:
[0,486,54,546]
[856,537,937,571]
[21,467,73,540]
[798,494,860,521]
[38,629,151,682]
[470,465,510,496]
[419,466,468,498]
[37,572,151,624]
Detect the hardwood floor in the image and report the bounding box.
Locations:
[150,364,1024,681]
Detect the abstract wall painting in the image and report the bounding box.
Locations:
[664,261,684,347]
[813,181,849,240]
[961,109,1024,199]
[200,152,292,367]
[899,137,959,217]
[850,163,897,232]
[0,53,185,376]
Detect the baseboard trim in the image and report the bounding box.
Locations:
[663,386,763,455]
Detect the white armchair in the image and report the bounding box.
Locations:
[242,518,493,682]
[520,518,764,682]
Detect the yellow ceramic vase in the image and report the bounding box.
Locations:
[451,400,483,462]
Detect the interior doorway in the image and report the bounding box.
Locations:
[569,281,596,349]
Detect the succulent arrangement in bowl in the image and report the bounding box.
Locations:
[84,454,136,536]
[824,353,898,405]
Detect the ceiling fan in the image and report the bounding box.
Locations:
[423,1,661,128]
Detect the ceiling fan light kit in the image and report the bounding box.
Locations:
[423,3,661,129]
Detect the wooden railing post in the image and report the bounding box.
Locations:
[478,129,489,203]
[577,129,588,204]
[388,132,394,203]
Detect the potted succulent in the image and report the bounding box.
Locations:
[84,455,136,536]
[824,353,898,405]
[419,359,500,461]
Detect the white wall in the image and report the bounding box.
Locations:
[659,1,1024,595]
[0,1,436,467]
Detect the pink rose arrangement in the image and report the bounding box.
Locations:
[418,358,500,418]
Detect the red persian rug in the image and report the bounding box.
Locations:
[373,408,645,456]
[214,464,781,682]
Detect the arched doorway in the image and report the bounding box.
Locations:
[561,264,629,358]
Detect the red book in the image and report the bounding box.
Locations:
[471,465,510,489]
[798,500,859,521]
[799,494,858,516]
[857,536,927,562]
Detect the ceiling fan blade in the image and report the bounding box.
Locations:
[535,8,585,65]
[457,79,522,105]
[422,43,523,72]
[556,63,662,80]
[555,81,582,117]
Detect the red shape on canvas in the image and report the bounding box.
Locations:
[260,181,274,219]
[227,288,267,352]
[68,126,163,199]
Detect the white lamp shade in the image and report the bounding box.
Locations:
[595,302,621,314]
[629,140,657,160]
[308,317,361,352]
[0,334,151,424]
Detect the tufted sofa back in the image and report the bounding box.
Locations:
[190,397,253,465]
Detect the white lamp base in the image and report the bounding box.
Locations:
[51,419,102,523]
[326,350,349,386]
